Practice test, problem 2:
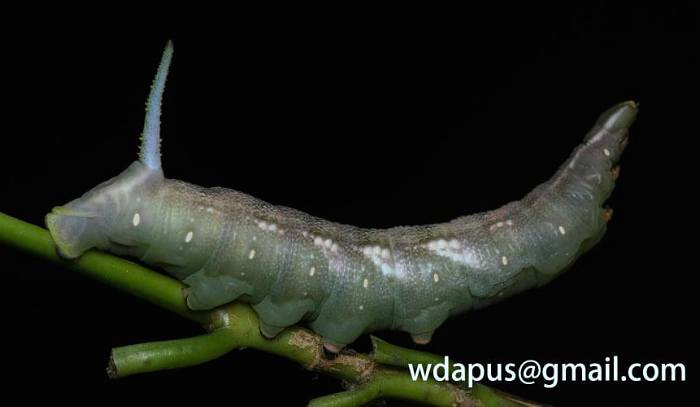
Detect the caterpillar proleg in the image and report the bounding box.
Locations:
[46,42,637,352]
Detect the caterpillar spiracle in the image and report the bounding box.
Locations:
[46,42,637,352]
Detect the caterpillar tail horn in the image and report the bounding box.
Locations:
[138,40,174,171]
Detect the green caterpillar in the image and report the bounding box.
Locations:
[46,42,637,352]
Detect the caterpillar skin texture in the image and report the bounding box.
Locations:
[46,43,637,351]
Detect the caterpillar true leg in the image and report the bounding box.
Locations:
[46,42,637,353]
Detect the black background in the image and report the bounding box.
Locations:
[0,4,696,405]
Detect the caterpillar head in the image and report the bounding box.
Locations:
[46,162,163,259]
[46,41,173,259]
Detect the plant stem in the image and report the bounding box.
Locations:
[109,328,239,378]
[372,336,532,407]
[308,370,470,407]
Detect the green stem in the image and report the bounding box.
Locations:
[309,370,465,407]
[372,336,533,407]
[373,335,445,366]
[109,328,239,378]
[309,388,378,407]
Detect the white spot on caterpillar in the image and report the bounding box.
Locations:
[434,297,440,302]
[220,312,230,327]
[240,271,246,276]
[303,291,308,297]
[558,225,566,235]
[185,231,194,243]
[324,239,332,248]
[381,248,390,259]
[331,243,338,252]
[258,221,267,230]
[248,249,256,259]
[603,148,611,157]
[252,236,257,241]
[206,207,214,213]
[502,255,509,266]
[363,278,369,288]
[132,212,140,227]
[491,221,513,230]
[360,245,402,278]
[302,231,308,237]
[268,223,277,232]
[425,238,471,265]
[359,305,364,311]
[314,237,323,246]
[189,217,194,223]
[363,246,391,259]
[309,266,316,276]
[433,272,440,283]
[489,222,505,231]
[381,264,401,278]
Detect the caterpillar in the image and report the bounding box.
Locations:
[46,42,637,352]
